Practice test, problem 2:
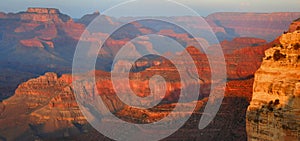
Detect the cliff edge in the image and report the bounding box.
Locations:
[246,26,300,140]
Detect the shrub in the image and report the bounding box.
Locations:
[269,107,274,111]
[294,43,300,50]
[274,99,280,106]
[273,43,283,48]
[279,44,283,48]
[273,50,286,61]
[268,100,273,105]
[265,56,272,60]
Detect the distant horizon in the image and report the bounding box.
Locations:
[1,7,300,19]
[0,0,300,18]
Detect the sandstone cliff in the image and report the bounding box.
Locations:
[0,73,84,140]
[246,29,300,140]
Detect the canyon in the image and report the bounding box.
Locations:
[0,62,252,141]
[0,7,300,140]
[1,8,297,100]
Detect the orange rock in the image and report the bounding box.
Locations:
[19,38,44,48]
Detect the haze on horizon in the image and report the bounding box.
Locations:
[0,0,300,18]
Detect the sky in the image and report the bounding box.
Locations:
[0,0,300,18]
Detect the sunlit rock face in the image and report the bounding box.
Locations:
[246,28,300,141]
[0,71,126,140]
[20,8,70,23]
[0,73,85,140]
[288,18,300,33]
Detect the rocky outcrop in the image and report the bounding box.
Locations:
[0,8,86,97]
[20,7,71,23]
[0,73,84,140]
[224,39,279,80]
[246,29,300,140]
[288,18,300,33]
[221,37,267,54]
[27,8,60,14]
[77,11,100,26]
[19,38,44,48]
[0,7,85,44]
[78,12,120,33]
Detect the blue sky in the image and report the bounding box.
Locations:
[0,0,300,18]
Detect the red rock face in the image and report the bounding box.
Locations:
[35,23,58,40]
[225,39,279,79]
[0,8,87,88]
[288,18,300,32]
[220,37,267,54]
[0,73,76,140]
[20,8,70,22]
[158,29,190,39]
[19,38,44,48]
[0,12,6,18]
[27,8,60,14]
[0,7,85,49]
[14,22,40,33]
[169,39,274,80]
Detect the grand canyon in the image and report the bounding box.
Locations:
[0,7,300,141]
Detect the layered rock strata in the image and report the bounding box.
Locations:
[246,29,300,140]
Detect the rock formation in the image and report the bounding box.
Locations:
[0,73,83,140]
[220,37,267,54]
[0,8,86,100]
[246,28,300,140]
[21,7,71,22]
[0,7,85,47]
[288,18,300,33]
